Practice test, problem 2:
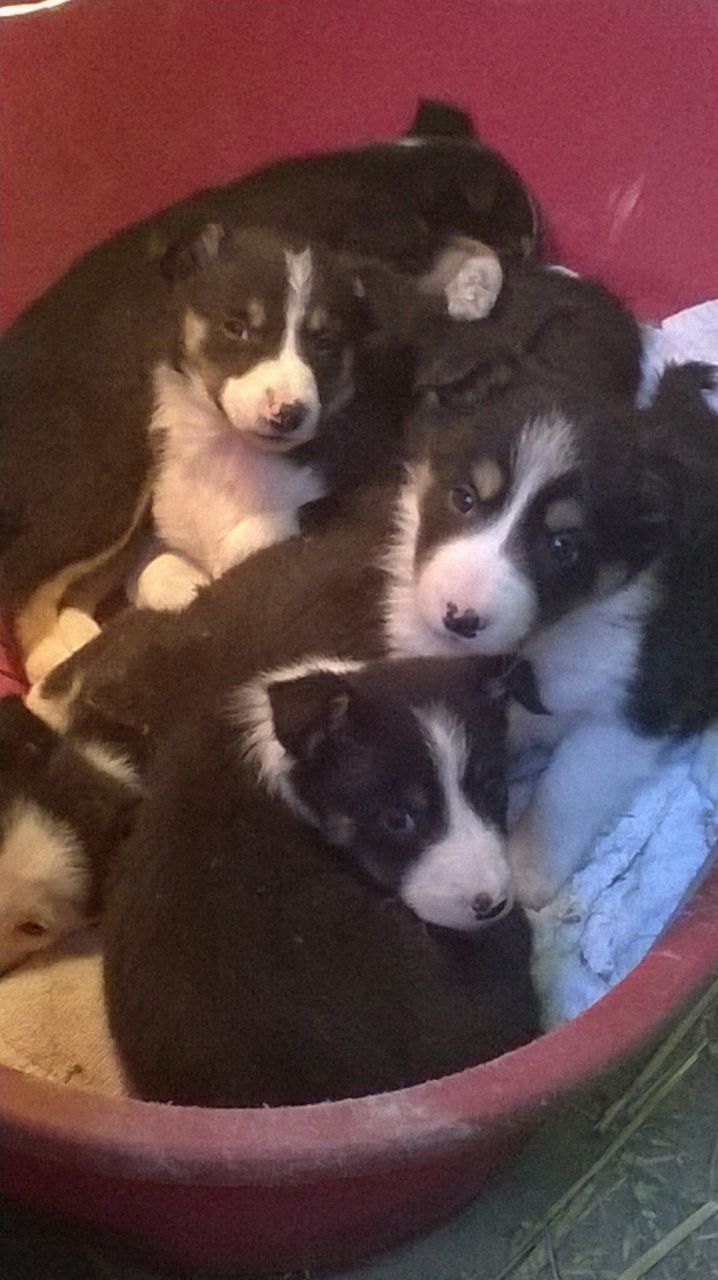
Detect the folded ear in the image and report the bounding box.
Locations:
[159,222,226,282]
[0,697,59,771]
[268,671,354,762]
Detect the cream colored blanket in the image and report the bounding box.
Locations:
[0,929,125,1095]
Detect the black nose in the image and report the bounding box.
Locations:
[443,603,486,638]
[272,401,306,433]
[472,894,510,922]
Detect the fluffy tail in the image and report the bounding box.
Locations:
[406,98,477,141]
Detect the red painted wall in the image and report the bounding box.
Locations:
[2,0,717,327]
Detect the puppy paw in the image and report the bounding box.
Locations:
[445,252,503,321]
[507,826,561,911]
[129,553,209,611]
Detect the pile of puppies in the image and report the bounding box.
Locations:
[1,100,716,1108]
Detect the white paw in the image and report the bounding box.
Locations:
[446,253,503,321]
[129,553,209,612]
[56,607,100,651]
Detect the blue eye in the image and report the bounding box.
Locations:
[548,529,582,567]
[450,485,477,515]
[380,808,416,836]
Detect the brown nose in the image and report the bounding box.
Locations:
[270,401,306,433]
[472,893,511,922]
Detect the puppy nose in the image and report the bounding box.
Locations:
[271,401,306,434]
[443,603,486,638]
[472,893,511,922]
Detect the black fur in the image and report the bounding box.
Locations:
[413,262,642,411]
[628,364,718,736]
[0,697,139,917]
[103,659,539,1107]
[0,101,537,623]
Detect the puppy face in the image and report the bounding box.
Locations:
[173,227,361,452]
[0,698,139,973]
[256,656,514,932]
[389,395,667,659]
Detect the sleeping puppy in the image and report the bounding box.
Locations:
[0,697,139,973]
[0,98,531,681]
[103,654,540,1107]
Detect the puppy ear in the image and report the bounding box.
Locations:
[0,697,59,771]
[268,671,354,762]
[159,222,226,282]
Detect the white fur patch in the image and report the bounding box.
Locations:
[400,707,512,930]
[219,248,320,447]
[0,801,89,973]
[77,742,141,791]
[229,656,366,815]
[514,570,657,732]
[387,416,577,657]
[149,363,325,581]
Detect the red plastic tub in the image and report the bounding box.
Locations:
[2,1,718,1273]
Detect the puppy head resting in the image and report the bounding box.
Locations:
[233,654,516,932]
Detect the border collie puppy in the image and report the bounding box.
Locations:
[0,697,139,973]
[387,364,718,905]
[414,257,643,411]
[104,655,539,1107]
[126,226,504,616]
[0,98,533,679]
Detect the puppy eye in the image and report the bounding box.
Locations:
[450,485,478,515]
[222,318,250,342]
[15,920,49,937]
[379,808,416,836]
[547,529,582,567]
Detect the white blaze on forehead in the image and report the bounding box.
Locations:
[400,706,511,931]
[408,414,579,655]
[219,246,320,443]
[0,800,90,972]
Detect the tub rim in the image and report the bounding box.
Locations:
[1,856,717,1188]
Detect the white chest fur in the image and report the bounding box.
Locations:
[149,364,325,577]
[520,570,656,724]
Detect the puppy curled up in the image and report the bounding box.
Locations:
[102,655,540,1107]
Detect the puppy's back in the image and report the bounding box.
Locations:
[104,711,539,1108]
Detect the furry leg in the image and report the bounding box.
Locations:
[212,510,300,577]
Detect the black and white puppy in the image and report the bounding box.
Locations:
[128,225,503,614]
[389,364,718,906]
[0,697,139,973]
[0,98,532,679]
[104,654,539,1107]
